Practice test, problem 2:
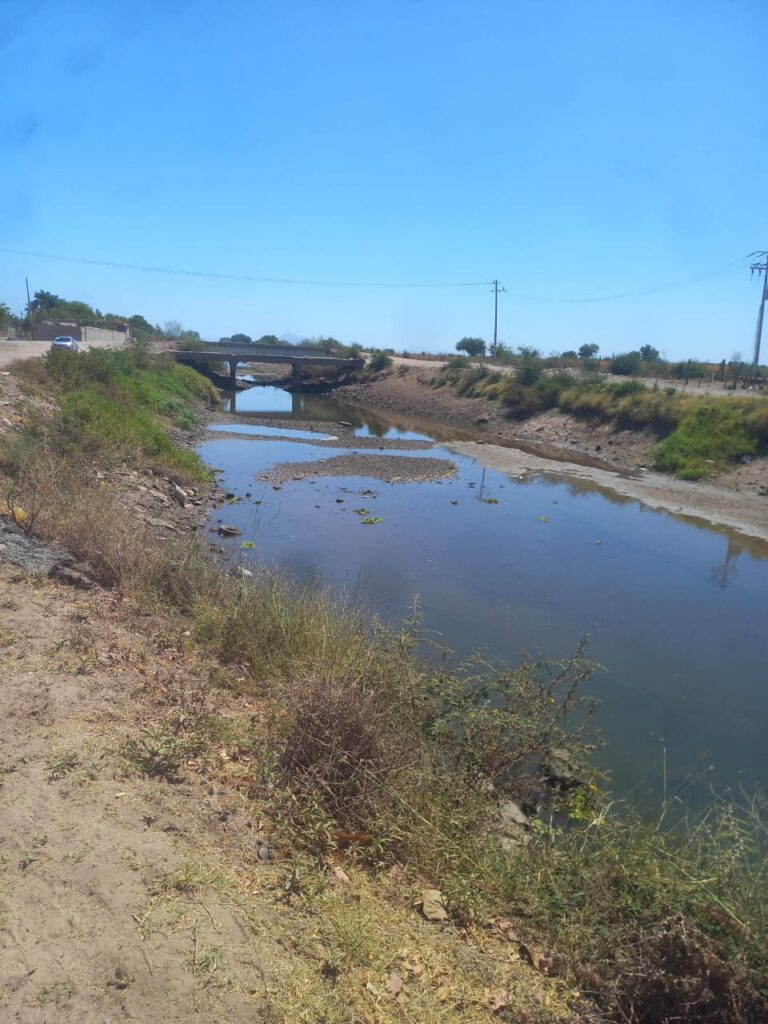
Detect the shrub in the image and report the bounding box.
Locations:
[367,351,393,372]
[516,359,543,386]
[609,351,642,376]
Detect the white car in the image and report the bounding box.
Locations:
[50,336,79,351]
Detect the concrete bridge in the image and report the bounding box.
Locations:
[174,343,364,387]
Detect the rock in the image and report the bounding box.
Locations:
[337,420,353,427]
[172,484,188,505]
[542,747,583,790]
[257,844,275,862]
[419,889,448,922]
[216,524,242,537]
[49,564,94,589]
[0,518,75,577]
[496,800,531,851]
[499,799,529,830]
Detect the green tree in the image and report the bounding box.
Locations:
[640,344,660,362]
[229,333,252,345]
[578,343,600,361]
[610,351,642,376]
[29,290,63,313]
[163,320,184,339]
[0,302,10,332]
[456,337,486,358]
[561,350,578,359]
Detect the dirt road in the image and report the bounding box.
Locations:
[391,355,750,398]
[0,335,125,368]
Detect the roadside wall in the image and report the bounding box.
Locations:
[31,323,127,346]
[81,325,127,347]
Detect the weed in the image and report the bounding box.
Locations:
[35,980,72,1006]
[193,945,225,974]
[46,751,79,780]
[122,728,201,782]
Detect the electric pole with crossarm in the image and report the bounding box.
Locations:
[491,279,506,360]
[749,251,768,382]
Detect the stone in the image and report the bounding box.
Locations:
[542,747,583,790]
[49,565,94,589]
[217,524,242,537]
[419,889,448,921]
[172,484,188,505]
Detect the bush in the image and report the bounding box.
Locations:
[516,359,543,386]
[367,351,393,372]
[609,351,642,376]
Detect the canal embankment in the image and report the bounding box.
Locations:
[334,363,768,541]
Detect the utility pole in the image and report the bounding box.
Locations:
[25,277,32,337]
[749,251,768,381]
[491,279,506,360]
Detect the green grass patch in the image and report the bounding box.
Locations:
[9,347,217,480]
[655,403,760,479]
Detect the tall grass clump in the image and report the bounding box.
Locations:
[502,796,768,1023]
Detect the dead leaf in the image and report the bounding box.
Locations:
[519,942,559,976]
[436,986,450,1002]
[403,961,423,975]
[387,972,404,998]
[418,889,448,921]
[494,918,522,941]
[333,865,350,884]
[489,990,509,1012]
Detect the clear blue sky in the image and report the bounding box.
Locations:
[1,0,766,360]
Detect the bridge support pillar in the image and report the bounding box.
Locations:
[228,359,238,388]
[292,361,302,388]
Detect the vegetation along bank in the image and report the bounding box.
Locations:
[335,358,768,541]
[1,346,767,1023]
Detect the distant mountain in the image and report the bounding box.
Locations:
[278,332,305,345]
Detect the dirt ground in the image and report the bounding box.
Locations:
[0,565,282,1023]
[335,365,768,543]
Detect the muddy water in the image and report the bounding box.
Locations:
[201,387,768,806]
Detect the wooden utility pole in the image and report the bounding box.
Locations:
[491,279,506,359]
[749,251,768,381]
[25,277,32,335]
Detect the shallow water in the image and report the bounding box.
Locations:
[209,423,337,441]
[202,388,768,806]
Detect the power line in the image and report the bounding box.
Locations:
[0,244,749,301]
[0,246,490,289]
[500,256,748,304]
